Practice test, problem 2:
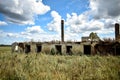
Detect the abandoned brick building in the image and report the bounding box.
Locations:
[12,20,120,55]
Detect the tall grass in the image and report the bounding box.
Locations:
[0,46,11,53]
[0,46,120,80]
[0,52,120,80]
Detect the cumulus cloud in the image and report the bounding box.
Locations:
[103,19,115,29]
[89,0,120,19]
[66,13,103,33]
[65,12,117,39]
[0,30,4,37]
[0,0,50,25]
[7,33,19,38]
[88,0,120,34]
[25,26,44,34]
[0,31,26,44]
[20,26,45,40]
[0,25,62,44]
[1,0,120,44]
[20,25,61,41]
[4,26,45,38]
[65,0,120,39]
[0,21,7,26]
[46,11,62,33]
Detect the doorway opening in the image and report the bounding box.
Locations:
[55,45,62,55]
[115,46,120,55]
[66,46,72,55]
[25,45,31,53]
[84,45,91,55]
[36,45,42,53]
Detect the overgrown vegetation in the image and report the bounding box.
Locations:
[0,46,120,80]
[102,38,115,42]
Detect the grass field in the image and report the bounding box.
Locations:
[0,46,120,80]
[0,46,11,53]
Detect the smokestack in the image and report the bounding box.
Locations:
[115,23,119,40]
[61,20,64,43]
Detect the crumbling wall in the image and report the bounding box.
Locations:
[42,44,51,54]
[11,42,97,55]
[71,44,83,55]
[94,41,120,55]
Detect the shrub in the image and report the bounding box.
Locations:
[50,48,56,55]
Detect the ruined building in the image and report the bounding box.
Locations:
[94,23,120,55]
[11,21,120,55]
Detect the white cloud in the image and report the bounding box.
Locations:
[0,25,62,44]
[46,11,62,33]
[33,1,50,15]
[66,13,103,33]
[65,31,80,41]
[0,0,50,25]
[20,25,61,41]
[89,0,120,19]
[20,26,46,40]
[103,19,115,29]
[7,33,19,38]
[65,0,120,40]
[1,0,120,44]
[0,31,26,44]
[0,21,7,26]
[0,30,4,37]
[25,26,44,33]
[65,13,116,40]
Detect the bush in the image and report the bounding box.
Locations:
[50,48,56,55]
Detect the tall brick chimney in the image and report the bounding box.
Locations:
[61,20,64,43]
[115,23,119,40]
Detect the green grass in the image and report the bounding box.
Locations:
[0,47,120,80]
[0,46,11,53]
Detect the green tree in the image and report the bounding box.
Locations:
[89,32,100,41]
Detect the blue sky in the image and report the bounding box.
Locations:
[0,0,120,44]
